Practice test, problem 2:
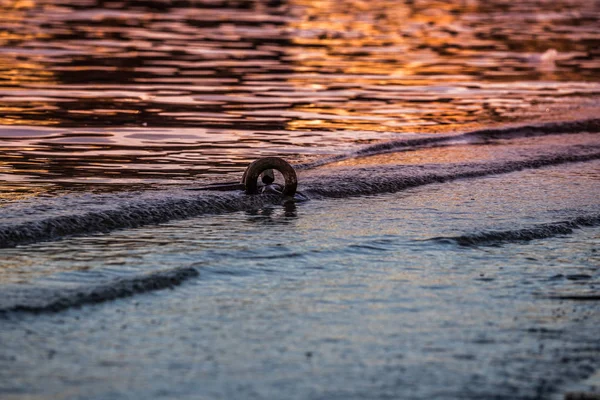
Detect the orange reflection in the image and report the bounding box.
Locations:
[0,0,57,127]
[330,131,600,168]
[282,0,579,133]
[0,183,49,203]
[0,0,34,12]
[0,0,597,200]
[331,144,499,168]
[282,0,483,133]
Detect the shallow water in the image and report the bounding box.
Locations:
[1,160,599,399]
[1,0,600,399]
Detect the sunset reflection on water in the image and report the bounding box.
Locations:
[0,0,598,201]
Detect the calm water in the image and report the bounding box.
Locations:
[1,0,599,200]
[1,1,600,399]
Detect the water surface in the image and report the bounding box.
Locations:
[1,1,600,399]
[1,0,599,199]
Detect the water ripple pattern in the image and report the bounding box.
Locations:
[1,3,600,399]
[0,0,599,200]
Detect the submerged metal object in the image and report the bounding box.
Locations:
[189,157,298,197]
[241,157,297,197]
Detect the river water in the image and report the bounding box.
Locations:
[1,1,599,399]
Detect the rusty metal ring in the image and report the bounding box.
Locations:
[241,157,297,197]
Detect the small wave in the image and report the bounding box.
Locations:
[0,266,199,315]
[297,118,600,169]
[0,191,282,248]
[303,150,600,198]
[430,214,600,247]
[546,294,600,301]
[1,122,599,249]
[463,118,600,141]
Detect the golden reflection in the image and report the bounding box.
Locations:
[0,0,597,200]
[329,131,600,168]
[330,144,498,168]
[0,117,55,126]
[282,0,581,133]
[283,0,481,132]
[0,102,58,125]
[0,0,56,126]
[0,157,52,202]
[0,56,55,86]
[0,184,50,203]
[0,0,34,12]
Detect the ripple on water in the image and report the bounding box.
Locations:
[0,0,599,200]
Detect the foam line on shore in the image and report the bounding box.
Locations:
[0,147,600,248]
[297,118,600,170]
[430,214,600,246]
[0,192,283,248]
[1,134,599,249]
[301,149,600,198]
[0,267,199,315]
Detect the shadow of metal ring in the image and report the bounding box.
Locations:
[241,157,297,197]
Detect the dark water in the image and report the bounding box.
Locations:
[1,1,600,399]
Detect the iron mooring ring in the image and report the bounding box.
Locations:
[242,157,298,197]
